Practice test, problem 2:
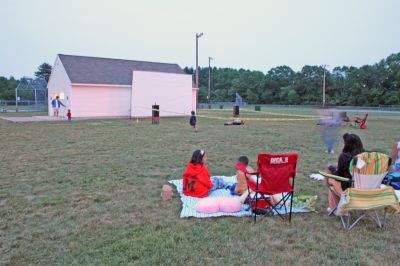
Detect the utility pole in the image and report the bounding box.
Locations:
[322,64,327,107]
[208,57,213,102]
[195,32,203,89]
[15,84,18,112]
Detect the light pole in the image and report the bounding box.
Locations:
[208,57,213,102]
[322,64,327,107]
[195,32,203,89]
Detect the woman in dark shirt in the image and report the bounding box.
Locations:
[325,133,365,210]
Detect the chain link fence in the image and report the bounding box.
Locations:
[0,100,48,112]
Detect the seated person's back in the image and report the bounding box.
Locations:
[182,150,213,198]
[233,156,254,195]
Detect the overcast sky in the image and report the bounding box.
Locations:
[1,0,399,78]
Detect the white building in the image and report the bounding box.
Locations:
[47,54,197,118]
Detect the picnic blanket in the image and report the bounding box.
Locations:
[169,176,317,218]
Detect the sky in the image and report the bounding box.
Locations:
[1,0,399,78]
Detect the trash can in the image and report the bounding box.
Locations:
[219,105,223,109]
[152,105,160,124]
[255,105,261,111]
[233,105,240,117]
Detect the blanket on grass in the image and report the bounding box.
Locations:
[169,176,317,218]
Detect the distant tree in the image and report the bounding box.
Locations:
[0,76,19,100]
[186,51,400,106]
[34,63,52,82]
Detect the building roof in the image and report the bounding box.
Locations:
[58,54,185,85]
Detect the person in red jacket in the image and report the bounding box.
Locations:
[67,109,72,122]
[182,150,213,198]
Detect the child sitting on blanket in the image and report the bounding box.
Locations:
[182,149,229,198]
[230,156,255,203]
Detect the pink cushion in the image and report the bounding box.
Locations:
[219,198,241,212]
[195,197,241,213]
[195,198,220,213]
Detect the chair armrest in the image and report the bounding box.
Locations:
[318,171,351,182]
[247,171,259,175]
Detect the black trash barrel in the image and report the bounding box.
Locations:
[233,105,240,117]
[152,105,160,124]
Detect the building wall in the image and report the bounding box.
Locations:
[71,85,131,117]
[130,71,193,117]
[47,55,71,116]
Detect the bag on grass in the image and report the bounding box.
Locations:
[383,172,400,190]
[291,195,318,212]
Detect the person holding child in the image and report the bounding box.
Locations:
[182,150,228,198]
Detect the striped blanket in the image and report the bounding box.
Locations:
[169,176,252,218]
[169,176,316,218]
[338,186,400,215]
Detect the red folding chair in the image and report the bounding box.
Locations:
[354,113,368,129]
[244,153,298,222]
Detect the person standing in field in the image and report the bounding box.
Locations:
[67,109,72,122]
[190,111,197,132]
[51,96,66,117]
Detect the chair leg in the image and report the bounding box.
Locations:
[383,209,388,227]
[348,212,367,230]
[289,192,293,223]
[328,206,337,216]
[367,210,382,228]
[254,195,258,223]
[340,215,347,229]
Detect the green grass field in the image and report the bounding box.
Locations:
[1,108,399,265]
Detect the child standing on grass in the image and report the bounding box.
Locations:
[189,111,197,132]
[67,109,72,122]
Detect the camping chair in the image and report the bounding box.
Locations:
[245,153,298,223]
[320,152,399,230]
[354,113,368,129]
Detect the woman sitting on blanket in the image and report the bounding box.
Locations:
[324,133,365,212]
[182,149,229,198]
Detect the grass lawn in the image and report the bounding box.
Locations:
[1,107,399,265]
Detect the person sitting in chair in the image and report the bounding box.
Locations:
[391,141,400,173]
[323,133,365,212]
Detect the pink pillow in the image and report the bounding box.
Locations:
[195,197,241,213]
[219,198,241,212]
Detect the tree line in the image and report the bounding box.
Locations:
[185,52,400,106]
[1,54,399,106]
